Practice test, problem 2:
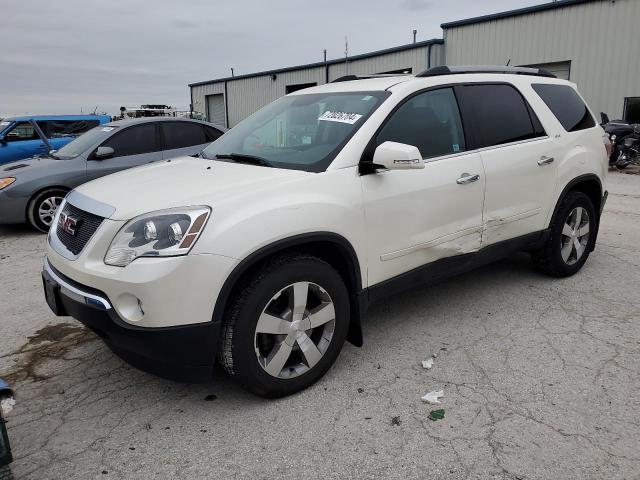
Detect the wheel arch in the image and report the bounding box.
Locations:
[549,174,603,251]
[25,185,70,222]
[212,232,365,347]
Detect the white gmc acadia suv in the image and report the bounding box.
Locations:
[42,66,608,397]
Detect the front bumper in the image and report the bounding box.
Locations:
[42,258,221,382]
[0,190,28,224]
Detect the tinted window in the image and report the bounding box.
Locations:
[38,120,100,138]
[532,83,596,132]
[161,122,207,150]
[101,124,159,157]
[203,125,222,142]
[457,84,542,148]
[5,122,39,142]
[377,88,466,159]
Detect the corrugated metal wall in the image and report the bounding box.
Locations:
[191,43,444,127]
[444,0,640,118]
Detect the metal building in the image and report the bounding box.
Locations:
[189,0,640,128]
[442,0,640,122]
[189,39,444,128]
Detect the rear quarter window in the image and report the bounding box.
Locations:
[532,84,596,132]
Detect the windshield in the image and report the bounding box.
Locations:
[201,91,390,172]
[53,125,119,159]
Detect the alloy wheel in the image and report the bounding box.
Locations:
[560,206,590,265]
[254,281,336,379]
[38,196,64,227]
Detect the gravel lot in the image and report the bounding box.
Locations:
[1,170,639,480]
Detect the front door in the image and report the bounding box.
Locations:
[86,123,162,181]
[0,121,49,163]
[361,87,486,287]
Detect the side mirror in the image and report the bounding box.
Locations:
[94,146,114,159]
[0,136,6,145]
[372,141,424,171]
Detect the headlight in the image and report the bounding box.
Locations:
[0,177,15,190]
[105,206,211,267]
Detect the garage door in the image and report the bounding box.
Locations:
[206,94,226,127]
[525,61,571,80]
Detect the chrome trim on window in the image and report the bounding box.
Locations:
[43,257,112,310]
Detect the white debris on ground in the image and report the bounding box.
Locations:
[0,397,15,416]
[421,390,444,404]
[421,357,434,369]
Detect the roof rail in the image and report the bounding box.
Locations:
[331,73,412,83]
[416,65,556,78]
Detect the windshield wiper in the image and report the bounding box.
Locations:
[214,153,275,168]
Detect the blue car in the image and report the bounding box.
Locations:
[0,115,111,164]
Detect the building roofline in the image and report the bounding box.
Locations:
[189,38,444,87]
[441,0,598,29]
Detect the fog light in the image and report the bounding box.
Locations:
[116,294,144,322]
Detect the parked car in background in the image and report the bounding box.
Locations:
[0,117,225,231]
[0,115,111,164]
[41,66,608,397]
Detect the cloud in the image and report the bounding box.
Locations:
[0,0,537,116]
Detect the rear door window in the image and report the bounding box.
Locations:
[203,125,223,142]
[100,124,160,157]
[377,87,466,159]
[456,84,545,148]
[161,122,208,150]
[532,83,596,132]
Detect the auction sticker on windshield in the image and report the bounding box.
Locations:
[318,111,363,124]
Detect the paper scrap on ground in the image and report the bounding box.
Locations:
[421,390,444,404]
[1,397,15,415]
[421,357,434,369]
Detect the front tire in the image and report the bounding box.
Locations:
[27,188,67,233]
[219,253,350,398]
[532,191,597,277]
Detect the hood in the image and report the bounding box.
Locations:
[1,155,63,175]
[74,156,312,220]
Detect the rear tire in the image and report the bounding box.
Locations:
[219,253,350,398]
[27,188,67,233]
[532,191,597,277]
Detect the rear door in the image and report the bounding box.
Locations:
[455,83,558,246]
[361,87,486,286]
[160,121,220,159]
[86,123,162,181]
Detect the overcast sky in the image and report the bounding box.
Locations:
[0,0,538,117]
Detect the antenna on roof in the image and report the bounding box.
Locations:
[413,29,417,44]
[344,36,349,75]
[506,59,511,66]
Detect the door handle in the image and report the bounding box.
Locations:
[538,156,554,166]
[456,173,480,185]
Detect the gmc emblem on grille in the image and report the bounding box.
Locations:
[58,213,81,236]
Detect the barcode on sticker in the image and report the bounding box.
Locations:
[318,111,363,124]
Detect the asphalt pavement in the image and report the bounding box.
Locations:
[1,170,639,480]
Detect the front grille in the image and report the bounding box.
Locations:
[56,202,104,255]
